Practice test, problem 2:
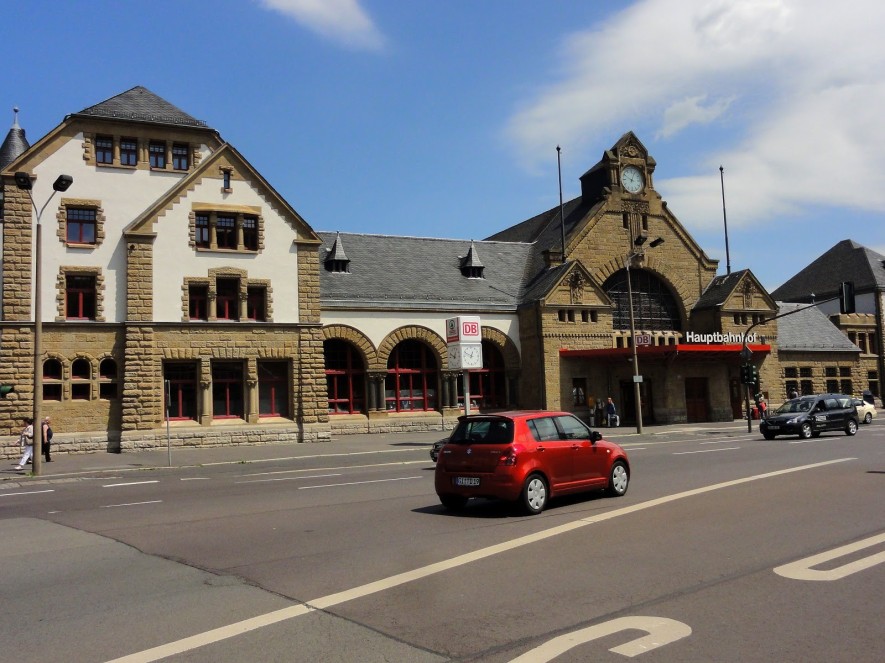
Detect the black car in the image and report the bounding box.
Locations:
[760,393,859,440]
[429,437,447,462]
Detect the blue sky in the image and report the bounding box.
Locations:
[4,0,884,291]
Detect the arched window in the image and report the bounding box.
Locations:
[43,358,63,401]
[324,340,366,414]
[385,340,438,412]
[458,341,506,410]
[99,357,119,400]
[603,269,682,331]
[71,358,91,400]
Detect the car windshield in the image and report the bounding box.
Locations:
[450,419,514,444]
[775,399,813,414]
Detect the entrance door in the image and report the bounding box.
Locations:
[685,377,709,422]
[729,378,744,419]
[619,380,653,425]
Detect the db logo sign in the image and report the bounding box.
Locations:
[462,321,479,337]
[446,316,481,342]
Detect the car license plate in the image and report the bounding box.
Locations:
[456,477,480,487]
[767,425,779,430]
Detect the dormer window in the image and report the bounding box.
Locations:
[459,241,485,279]
[324,233,351,274]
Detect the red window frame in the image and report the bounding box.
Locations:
[385,341,437,412]
[258,361,288,417]
[189,284,209,320]
[212,362,244,419]
[164,363,198,421]
[65,274,97,320]
[325,340,366,414]
[195,213,210,248]
[246,286,266,321]
[66,208,97,244]
[216,278,239,320]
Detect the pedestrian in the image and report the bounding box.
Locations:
[605,397,618,427]
[14,418,34,470]
[789,388,799,399]
[595,398,605,427]
[42,417,53,462]
[758,397,767,419]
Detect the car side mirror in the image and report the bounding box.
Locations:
[590,430,602,443]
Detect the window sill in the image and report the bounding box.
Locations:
[96,163,136,170]
[66,242,98,249]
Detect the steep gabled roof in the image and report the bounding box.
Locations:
[776,302,861,353]
[693,270,749,310]
[125,142,321,244]
[318,232,533,311]
[69,86,209,129]
[771,239,885,301]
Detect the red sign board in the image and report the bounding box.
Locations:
[446,316,481,343]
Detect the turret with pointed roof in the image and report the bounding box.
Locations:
[0,107,29,170]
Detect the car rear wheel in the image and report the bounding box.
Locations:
[606,461,629,497]
[799,423,813,439]
[845,420,858,436]
[864,412,873,424]
[521,474,548,515]
[439,494,468,510]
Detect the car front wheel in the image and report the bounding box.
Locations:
[799,422,813,439]
[521,474,548,515]
[606,461,629,497]
[763,432,775,440]
[845,420,858,436]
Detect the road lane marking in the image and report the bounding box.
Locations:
[236,473,342,484]
[101,501,163,509]
[0,489,54,497]
[673,447,740,455]
[298,476,423,490]
[180,477,210,481]
[508,615,692,661]
[774,532,885,581]
[103,481,160,488]
[105,457,854,663]
[240,460,428,478]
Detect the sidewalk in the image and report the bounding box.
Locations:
[1,420,753,484]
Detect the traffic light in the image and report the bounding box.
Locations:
[740,364,750,384]
[749,365,759,386]
[0,385,14,398]
[839,281,855,314]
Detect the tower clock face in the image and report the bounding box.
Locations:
[620,165,644,193]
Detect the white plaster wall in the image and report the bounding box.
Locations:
[32,134,203,321]
[321,310,521,355]
[151,177,300,322]
[29,136,300,323]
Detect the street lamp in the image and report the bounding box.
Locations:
[15,171,73,476]
[625,236,664,434]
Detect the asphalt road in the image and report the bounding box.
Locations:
[1,420,883,662]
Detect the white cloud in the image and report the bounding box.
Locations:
[258,0,385,51]
[504,0,885,229]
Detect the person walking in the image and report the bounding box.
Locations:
[42,417,54,462]
[605,397,618,427]
[14,418,34,470]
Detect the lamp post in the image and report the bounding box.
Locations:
[624,236,664,434]
[14,171,73,476]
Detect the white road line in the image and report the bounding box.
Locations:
[103,480,160,488]
[180,477,210,481]
[105,457,854,663]
[240,459,428,478]
[673,447,741,455]
[298,476,423,490]
[199,447,426,468]
[101,500,163,509]
[774,532,885,581]
[0,489,54,497]
[236,473,342,484]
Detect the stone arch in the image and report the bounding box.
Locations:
[70,353,97,380]
[322,324,377,368]
[42,353,67,380]
[481,326,520,373]
[376,325,446,372]
[595,258,689,331]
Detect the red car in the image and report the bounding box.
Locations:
[434,411,630,515]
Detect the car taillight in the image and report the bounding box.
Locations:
[499,450,518,466]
